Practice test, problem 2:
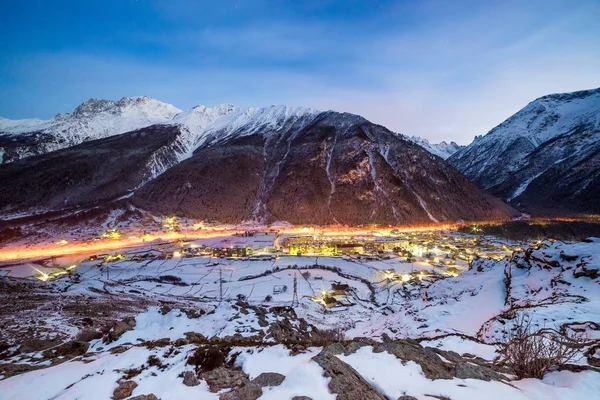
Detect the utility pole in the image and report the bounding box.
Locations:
[292,273,299,307]
[219,268,223,303]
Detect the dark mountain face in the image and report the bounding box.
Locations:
[0,106,516,225]
[0,125,189,214]
[490,126,600,214]
[449,87,600,215]
[132,112,515,224]
[0,131,66,164]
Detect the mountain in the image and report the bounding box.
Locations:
[449,87,600,214]
[131,107,515,224]
[0,104,515,224]
[405,136,463,159]
[0,96,181,164]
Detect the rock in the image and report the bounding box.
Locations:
[201,367,250,392]
[105,318,136,344]
[182,370,200,387]
[184,332,207,344]
[292,397,313,400]
[452,361,506,381]
[319,342,346,356]
[219,382,263,400]
[251,372,285,387]
[129,395,159,400]
[44,340,89,358]
[112,380,138,400]
[375,341,454,380]
[19,338,62,354]
[313,349,387,400]
[343,341,370,356]
[397,396,418,400]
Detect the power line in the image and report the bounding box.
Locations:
[292,272,299,307]
[219,268,223,303]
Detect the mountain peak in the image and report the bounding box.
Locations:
[405,135,463,159]
[73,98,115,117]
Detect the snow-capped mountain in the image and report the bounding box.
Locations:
[0,96,180,163]
[449,87,600,214]
[132,108,515,224]
[405,136,463,159]
[0,104,515,224]
[1,97,466,165]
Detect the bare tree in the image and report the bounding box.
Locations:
[497,314,588,379]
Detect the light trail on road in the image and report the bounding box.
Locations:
[2,216,594,263]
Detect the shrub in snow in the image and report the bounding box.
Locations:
[497,315,587,379]
[188,345,226,371]
[313,327,346,342]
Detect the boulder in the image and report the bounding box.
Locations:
[112,380,137,400]
[201,367,250,392]
[251,372,285,387]
[313,348,387,400]
[375,341,453,380]
[219,382,263,400]
[182,370,200,387]
[105,318,136,344]
[52,340,90,358]
[129,395,159,400]
[292,397,313,400]
[452,361,506,381]
[19,338,62,354]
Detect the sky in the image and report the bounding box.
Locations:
[1,0,599,144]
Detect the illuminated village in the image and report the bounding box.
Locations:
[0,214,599,400]
[2,216,529,311]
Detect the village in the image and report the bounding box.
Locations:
[1,217,530,313]
[1,219,598,400]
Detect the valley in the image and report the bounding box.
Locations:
[0,220,599,399]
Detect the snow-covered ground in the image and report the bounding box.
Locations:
[0,234,598,399]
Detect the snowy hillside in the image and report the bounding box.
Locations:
[0,96,181,163]
[0,232,598,399]
[181,105,321,149]
[1,98,466,165]
[0,96,181,137]
[449,87,600,213]
[406,135,463,159]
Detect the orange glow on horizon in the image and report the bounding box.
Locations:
[1,216,595,263]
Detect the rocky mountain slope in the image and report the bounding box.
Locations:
[0,101,515,224]
[0,125,197,213]
[132,107,514,224]
[0,96,181,163]
[449,87,600,214]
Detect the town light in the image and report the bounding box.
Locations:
[101,229,121,240]
[32,267,50,282]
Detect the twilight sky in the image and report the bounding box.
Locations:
[1,0,599,144]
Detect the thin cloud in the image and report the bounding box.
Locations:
[1,0,599,144]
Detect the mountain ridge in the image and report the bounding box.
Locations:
[0,98,461,163]
[449,87,600,214]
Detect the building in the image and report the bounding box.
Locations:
[331,283,350,295]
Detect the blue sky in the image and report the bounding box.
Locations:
[1,0,599,143]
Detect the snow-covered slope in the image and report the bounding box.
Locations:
[449,87,600,213]
[0,96,181,163]
[351,238,600,343]
[406,135,463,159]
